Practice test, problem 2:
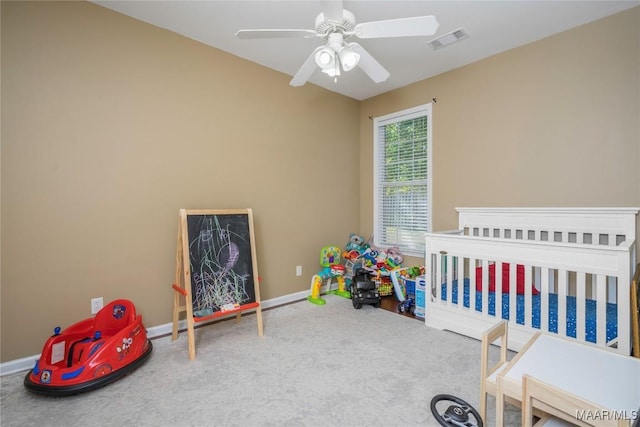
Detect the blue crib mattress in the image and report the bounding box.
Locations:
[441,279,617,344]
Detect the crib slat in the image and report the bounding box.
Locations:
[540,267,549,333]
[436,253,443,306]
[557,270,568,337]
[469,257,477,314]
[576,272,586,341]
[509,264,517,326]
[524,266,532,328]
[456,256,464,312]
[446,254,454,309]
[481,259,489,317]
[596,274,606,346]
[495,261,503,321]
[443,254,452,307]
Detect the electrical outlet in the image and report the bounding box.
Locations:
[296,265,302,276]
[91,297,103,315]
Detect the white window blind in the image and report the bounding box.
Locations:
[373,104,432,256]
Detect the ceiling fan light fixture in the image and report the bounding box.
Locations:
[315,47,335,70]
[322,61,341,77]
[338,45,360,71]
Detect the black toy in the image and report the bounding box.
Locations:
[430,394,483,427]
[350,268,381,309]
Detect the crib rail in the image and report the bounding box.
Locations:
[457,207,638,247]
[424,232,635,355]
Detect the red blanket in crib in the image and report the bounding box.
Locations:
[475,263,539,295]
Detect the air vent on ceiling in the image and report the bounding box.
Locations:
[427,28,469,50]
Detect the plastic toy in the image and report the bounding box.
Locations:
[342,249,361,262]
[430,394,483,426]
[385,246,404,265]
[357,244,405,272]
[308,246,350,305]
[361,247,379,267]
[345,233,365,251]
[24,299,152,396]
[351,268,381,309]
[342,254,362,290]
[397,297,415,315]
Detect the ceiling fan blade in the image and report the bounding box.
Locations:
[354,15,439,39]
[349,43,390,83]
[290,46,324,87]
[321,0,344,23]
[235,29,318,39]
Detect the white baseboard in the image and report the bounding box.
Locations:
[0,290,309,377]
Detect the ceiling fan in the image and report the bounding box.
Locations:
[235,0,439,87]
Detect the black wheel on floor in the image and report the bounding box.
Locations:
[352,299,362,309]
[397,303,405,313]
[430,394,483,427]
[374,302,381,308]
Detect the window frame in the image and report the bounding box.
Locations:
[372,103,433,257]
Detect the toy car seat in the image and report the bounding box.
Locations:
[93,299,136,337]
[353,268,375,291]
[65,299,137,367]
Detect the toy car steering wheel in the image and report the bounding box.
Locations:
[430,394,483,427]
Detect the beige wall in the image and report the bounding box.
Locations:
[360,7,640,268]
[2,2,639,363]
[1,1,360,361]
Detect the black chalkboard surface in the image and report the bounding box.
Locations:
[172,208,263,360]
[187,213,256,315]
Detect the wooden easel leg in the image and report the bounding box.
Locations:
[256,306,264,337]
[187,316,196,360]
[172,291,180,341]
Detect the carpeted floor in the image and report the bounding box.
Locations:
[0,295,519,426]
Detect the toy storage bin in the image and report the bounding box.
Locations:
[375,274,394,296]
[404,278,416,297]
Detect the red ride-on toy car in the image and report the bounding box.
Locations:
[24,299,152,396]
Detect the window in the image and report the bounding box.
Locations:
[373,103,432,257]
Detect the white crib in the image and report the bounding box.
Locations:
[424,207,639,355]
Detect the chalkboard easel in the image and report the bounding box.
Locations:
[171,208,264,360]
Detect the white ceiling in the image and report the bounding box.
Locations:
[92,0,638,101]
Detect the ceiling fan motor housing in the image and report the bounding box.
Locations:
[315,9,356,37]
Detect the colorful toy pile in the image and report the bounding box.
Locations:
[342,233,404,273]
[307,234,409,305]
